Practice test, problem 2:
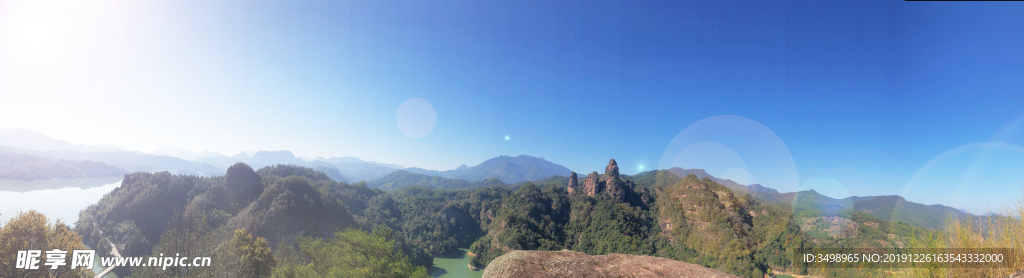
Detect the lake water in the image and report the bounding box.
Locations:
[0,176,123,225]
[431,248,483,278]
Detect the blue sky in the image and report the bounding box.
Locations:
[1,0,1022,213]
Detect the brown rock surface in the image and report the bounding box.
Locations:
[567,172,578,194]
[605,179,626,203]
[604,159,619,179]
[482,250,739,278]
[583,171,601,196]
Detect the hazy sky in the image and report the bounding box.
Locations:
[1,0,1022,213]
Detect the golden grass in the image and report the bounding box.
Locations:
[898,192,1024,278]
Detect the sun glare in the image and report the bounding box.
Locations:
[9,14,63,64]
[1,0,123,107]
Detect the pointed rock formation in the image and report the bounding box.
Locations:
[567,172,579,194]
[604,159,619,179]
[583,172,601,196]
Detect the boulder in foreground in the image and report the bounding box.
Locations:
[482,250,739,278]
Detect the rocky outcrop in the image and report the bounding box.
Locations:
[582,171,601,196]
[597,159,627,202]
[604,179,626,203]
[604,159,619,180]
[635,181,651,205]
[224,162,263,208]
[567,172,578,194]
[482,250,739,278]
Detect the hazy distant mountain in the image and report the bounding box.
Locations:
[195,151,398,182]
[0,145,222,176]
[666,167,781,197]
[0,151,125,181]
[404,155,572,183]
[366,170,505,191]
[315,156,404,169]
[147,148,223,161]
[0,128,124,153]
[199,154,571,184]
[312,165,352,182]
[0,131,572,185]
[733,183,983,230]
[662,167,986,230]
[0,129,224,176]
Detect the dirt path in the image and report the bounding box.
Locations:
[92,222,122,278]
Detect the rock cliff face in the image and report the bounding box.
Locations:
[482,250,739,278]
[604,158,619,180]
[575,160,634,203]
[582,171,601,196]
[599,159,626,202]
[567,172,578,194]
[604,179,626,203]
[634,181,651,205]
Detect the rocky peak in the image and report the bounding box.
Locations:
[583,172,601,196]
[567,172,579,194]
[604,179,626,203]
[224,162,263,208]
[604,159,619,180]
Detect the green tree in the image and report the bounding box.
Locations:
[0,210,91,278]
[133,210,215,278]
[273,226,428,278]
[219,229,275,278]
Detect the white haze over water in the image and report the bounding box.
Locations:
[0,179,122,225]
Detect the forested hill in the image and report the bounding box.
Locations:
[750,189,984,230]
[0,151,124,181]
[664,167,985,230]
[76,163,367,276]
[75,161,937,277]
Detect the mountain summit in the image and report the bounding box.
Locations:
[404,155,572,183]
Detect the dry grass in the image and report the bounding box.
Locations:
[898,192,1024,278]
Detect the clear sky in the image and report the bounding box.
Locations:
[1,0,1022,213]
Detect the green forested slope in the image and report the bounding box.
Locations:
[74,162,943,278]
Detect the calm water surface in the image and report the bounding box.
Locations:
[431,248,483,278]
[0,177,123,224]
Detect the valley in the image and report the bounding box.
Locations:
[0,130,1011,277]
[44,157,983,277]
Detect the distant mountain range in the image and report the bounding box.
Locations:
[0,151,125,181]
[187,152,570,184]
[0,129,575,185]
[0,128,993,228]
[403,155,572,183]
[193,151,400,182]
[366,170,506,191]
[0,128,125,153]
[664,167,988,229]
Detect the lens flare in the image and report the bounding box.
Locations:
[396,98,437,138]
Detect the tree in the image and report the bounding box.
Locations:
[133,210,215,278]
[220,229,275,278]
[274,226,429,278]
[0,210,91,278]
